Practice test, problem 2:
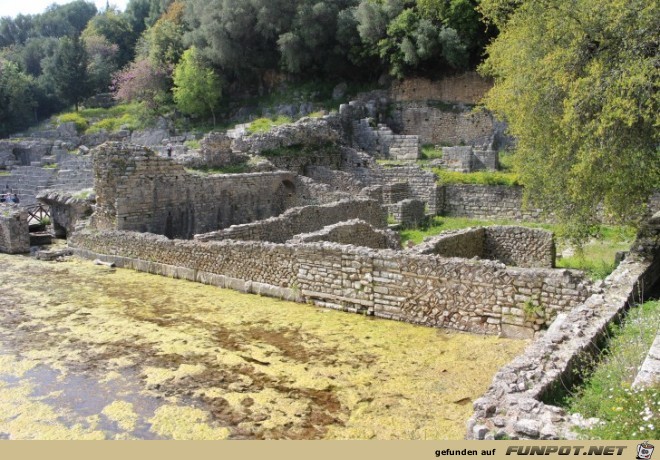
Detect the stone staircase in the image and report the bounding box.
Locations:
[351,119,420,160]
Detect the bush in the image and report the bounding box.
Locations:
[433,168,520,186]
[57,112,89,133]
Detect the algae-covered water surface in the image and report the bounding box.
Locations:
[0,253,527,440]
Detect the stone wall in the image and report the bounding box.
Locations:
[377,166,440,215]
[37,191,94,238]
[441,146,498,172]
[485,226,556,269]
[388,199,426,227]
[194,198,386,244]
[633,332,660,388]
[411,226,555,269]
[71,229,592,338]
[92,143,300,239]
[0,205,30,254]
[467,215,660,440]
[412,227,485,259]
[390,73,493,104]
[391,103,495,147]
[441,185,542,221]
[287,219,400,250]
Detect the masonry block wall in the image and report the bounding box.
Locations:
[389,199,426,227]
[485,226,556,268]
[390,74,493,104]
[71,229,592,338]
[194,198,386,244]
[376,166,440,214]
[92,143,300,239]
[0,205,30,254]
[441,185,542,221]
[391,103,495,147]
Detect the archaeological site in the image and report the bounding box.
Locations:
[1,69,658,441]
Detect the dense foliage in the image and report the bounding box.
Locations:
[0,0,494,135]
[479,0,660,239]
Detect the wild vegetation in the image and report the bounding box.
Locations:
[565,300,660,439]
[0,0,490,137]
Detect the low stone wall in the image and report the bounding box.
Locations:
[194,198,386,244]
[389,199,426,228]
[412,227,485,259]
[287,219,400,250]
[441,146,498,172]
[467,216,660,440]
[441,185,542,221]
[71,229,592,339]
[0,205,29,254]
[411,226,555,269]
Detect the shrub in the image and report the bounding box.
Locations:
[57,113,89,133]
[433,168,520,186]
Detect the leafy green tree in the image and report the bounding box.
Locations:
[84,33,120,93]
[172,47,222,125]
[0,60,36,136]
[48,36,90,111]
[83,8,134,67]
[35,0,97,38]
[480,0,660,239]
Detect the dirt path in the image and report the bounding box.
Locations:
[0,253,527,439]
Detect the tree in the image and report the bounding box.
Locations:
[172,47,222,125]
[0,60,36,136]
[479,0,660,239]
[48,36,90,111]
[112,58,170,110]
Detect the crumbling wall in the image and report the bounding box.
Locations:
[194,198,386,244]
[37,191,93,238]
[0,205,30,253]
[410,226,555,269]
[71,229,592,338]
[92,142,300,239]
[288,219,400,250]
[467,215,660,440]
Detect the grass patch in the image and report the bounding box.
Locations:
[433,168,520,186]
[0,171,10,176]
[421,144,444,160]
[184,139,201,150]
[565,300,660,439]
[247,116,292,134]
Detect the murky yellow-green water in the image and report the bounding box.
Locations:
[0,253,527,440]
